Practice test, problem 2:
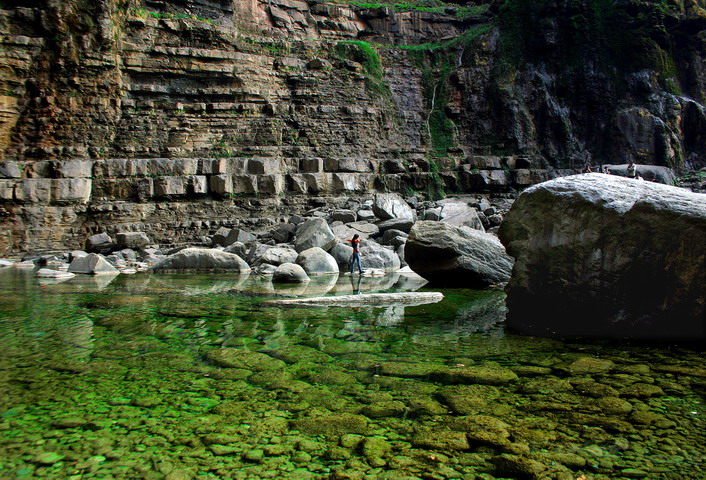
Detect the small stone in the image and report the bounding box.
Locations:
[32,452,65,465]
[244,449,264,462]
[209,444,239,456]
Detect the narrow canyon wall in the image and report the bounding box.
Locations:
[0,0,704,254]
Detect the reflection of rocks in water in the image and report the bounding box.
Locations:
[374,305,406,326]
[303,274,339,296]
[54,316,94,363]
[391,271,428,291]
[272,282,308,297]
[61,273,119,291]
[148,272,251,295]
[37,276,74,287]
[453,293,507,336]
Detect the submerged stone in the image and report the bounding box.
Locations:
[434,365,519,385]
[31,452,65,465]
[205,348,286,371]
[291,414,370,437]
[361,401,408,418]
[411,428,470,451]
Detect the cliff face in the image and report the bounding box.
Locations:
[0,0,704,254]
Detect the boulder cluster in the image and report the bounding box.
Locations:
[6,193,515,288]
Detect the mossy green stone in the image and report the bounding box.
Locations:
[361,400,408,418]
[274,345,335,364]
[411,429,470,451]
[292,414,370,437]
[378,361,447,378]
[31,452,65,465]
[434,365,519,385]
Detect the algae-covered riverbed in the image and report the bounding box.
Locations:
[0,268,704,480]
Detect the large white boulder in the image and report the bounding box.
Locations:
[498,173,706,340]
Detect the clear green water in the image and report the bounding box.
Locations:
[0,268,704,480]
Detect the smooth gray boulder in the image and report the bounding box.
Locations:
[405,221,514,288]
[329,243,355,271]
[437,198,485,231]
[498,173,706,340]
[116,232,151,250]
[273,263,310,283]
[294,218,336,252]
[254,247,298,267]
[373,193,417,221]
[85,233,114,254]
[359,241,401,272]
[151,248,251,273]
[329,240,400,272]
[223,228,257,247]
[267,292,444,307]
[36,268,75,279]
[376,217,415,234]
[68,253,120,275]
[296,247,339,275]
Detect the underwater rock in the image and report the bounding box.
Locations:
[292,414,370,437]
[205,348,286,371]
[492,454,547,477]
[566,357,615,375]
[378,361,447,378]
[361,401,408,418]
[271,345,335,364]
[411,428,470,450]
[618,383,664,398]
[447,415,511,447]
[436,385,495,415]
[31,452,65,465]
[434,364,519,385]
[499,173,706,340]
[405,220,513,288]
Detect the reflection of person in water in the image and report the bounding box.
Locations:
[349,274,362,295]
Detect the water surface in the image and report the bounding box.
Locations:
[0,268,703,479]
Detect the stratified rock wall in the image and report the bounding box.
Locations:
[0,0,704,254]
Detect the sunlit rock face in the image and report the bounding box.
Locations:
[499,173,706,340]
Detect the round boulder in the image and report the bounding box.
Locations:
[273,263,310,283]
[296,247,339,276]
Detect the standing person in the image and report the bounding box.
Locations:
[626,161,637,179]
[348,234,365,275]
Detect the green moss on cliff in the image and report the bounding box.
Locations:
[335,41,388,98]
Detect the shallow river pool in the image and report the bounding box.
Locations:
[0,268,704,480]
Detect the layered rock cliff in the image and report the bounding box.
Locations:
[0,0,704,254]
